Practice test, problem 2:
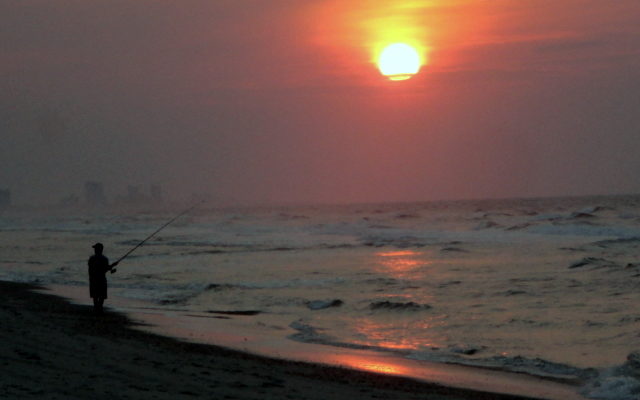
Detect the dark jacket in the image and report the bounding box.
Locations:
[88,254,111,298]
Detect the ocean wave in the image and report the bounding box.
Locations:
[305,299,343,310]
[205,309,261,316]
[287,320,410,354]
[204,283,248,291]
[437,280,462,288]
[369,301,432,311]
[287,324,596,384]
[583,376,640,400]
[394,213,421,219]
[517,223,640,237]
[473,220,501,230]
[203,277,347,291]
[569,257,617,269]
[277,213,309,220]
[0,260,45,265]
[440,246,468,252]
[361,235,429,248]
[408,351,595,383]
[590,237,640,249]
[117,238,359,255]
[505,222,533,231]
[495,289,528,296]
[363,277,401,286]
[288,320,336,344]
[580,351,640,400]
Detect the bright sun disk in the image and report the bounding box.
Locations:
[377,43,422,81]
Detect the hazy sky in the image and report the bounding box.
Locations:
[2,0,640,205]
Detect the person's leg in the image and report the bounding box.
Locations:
[93,297,104,314]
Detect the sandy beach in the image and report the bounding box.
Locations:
[0,280,544,400]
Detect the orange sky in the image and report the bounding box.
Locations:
[2,0,640,205]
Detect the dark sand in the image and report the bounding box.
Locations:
[0,281,542,400]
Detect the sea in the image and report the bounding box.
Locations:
[2,195,640,400]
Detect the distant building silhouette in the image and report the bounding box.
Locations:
[84,181,106,206]
[126,185,146,204]
[150,184,163,204]
[59,194,80,207]
[113,184,166,207]
[0,189,10,209]
[190,192,212,204]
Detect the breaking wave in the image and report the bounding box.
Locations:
[369,301,432,311]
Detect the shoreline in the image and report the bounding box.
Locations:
[42,283,589,400]
[1,280,551,400]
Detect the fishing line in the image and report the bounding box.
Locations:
[111,202,201,271]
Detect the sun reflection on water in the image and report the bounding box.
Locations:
[352,317,441,351]
[376,250,430,279]
[377,250,421,257]
[335,355,408,376]
[352,249,446,351]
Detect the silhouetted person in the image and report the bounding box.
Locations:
[88,243,118,314]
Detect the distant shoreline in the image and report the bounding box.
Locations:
[0,280,540,400]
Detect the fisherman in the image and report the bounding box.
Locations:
[88,243,118,314]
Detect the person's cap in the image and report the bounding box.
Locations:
[92,242,104,249]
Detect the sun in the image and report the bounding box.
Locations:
[377,43,422,81]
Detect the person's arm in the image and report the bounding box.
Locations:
[109,261,119,274]
[102,257,116,273]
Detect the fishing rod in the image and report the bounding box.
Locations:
[110,202,201,273]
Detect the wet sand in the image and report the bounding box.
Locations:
[0,281,543,400]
